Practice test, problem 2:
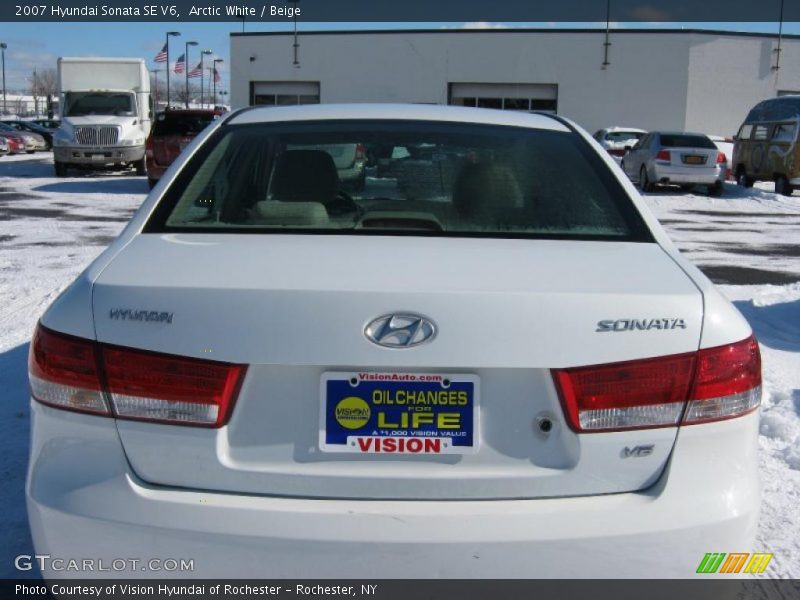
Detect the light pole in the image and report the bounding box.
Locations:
[212,59,223,108]
[184,40,197,108]
[152,68,162,108]
[200,50,212,108]
[0,43,6,116]
[165,31,180,108]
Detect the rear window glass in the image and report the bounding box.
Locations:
[753,126,770,141]
[154,113,218,136]
[773,123,797,142]
[604,131,644,143]
[659,134,716,149]
[146,120,651,241]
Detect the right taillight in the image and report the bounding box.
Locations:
[553,335,761,432]
[28,324,246,428]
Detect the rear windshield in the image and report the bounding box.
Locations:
[154,113,218,136]
[660,134,716,149]
[146,120,651,241]
[605,131,644,142]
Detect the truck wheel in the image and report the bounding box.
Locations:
[775,175,794,196]
[54,161,68,177]
[134,158,147,176]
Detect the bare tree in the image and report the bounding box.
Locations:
[173,82,201,108]
[30,68,57,116]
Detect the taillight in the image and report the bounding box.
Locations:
[655,150,671,162]
[355,143,365,161]
[716,151,727,164]
[28,324,246,428]
[29,326,109,415]
[103,345,245,427]
[553,335,761,432]
[608,148,626,157]
[684,336,761,424]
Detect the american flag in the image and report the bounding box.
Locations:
[174,54,185,74]
[213,67,221,83]
[154,43,168,63]
[188,62,203,78]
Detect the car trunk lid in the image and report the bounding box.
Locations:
[92,234,703,500]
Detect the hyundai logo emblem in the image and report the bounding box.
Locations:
[364,313,437,348]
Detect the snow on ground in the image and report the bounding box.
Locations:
[0,154,798,578]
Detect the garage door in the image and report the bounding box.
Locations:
[250,81,320,106]
[449,83,558,113]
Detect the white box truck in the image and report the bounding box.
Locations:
[53,57,151,177]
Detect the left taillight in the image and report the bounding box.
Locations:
[28,324,246,428]
[29,324,109,415]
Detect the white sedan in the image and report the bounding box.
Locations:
[27,104,761,578]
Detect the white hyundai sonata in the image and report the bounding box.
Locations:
[27,104,761,578]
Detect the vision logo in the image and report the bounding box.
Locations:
[696,552,773,574]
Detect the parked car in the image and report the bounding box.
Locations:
[592,127,647,163]
[27,104,761,578]
[145,109,222,188]
[0,131,26,154]
[30,118,61,130]
[621,131,727,195]
[732,95,800,196]
[0,122,46,153]
[1,120,53,149]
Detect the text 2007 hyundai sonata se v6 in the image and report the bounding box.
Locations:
[27,104,761,578]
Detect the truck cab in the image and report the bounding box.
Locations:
[53,57,151,177]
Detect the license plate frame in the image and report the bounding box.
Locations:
[683,154,705,165]
[319,371,480,455]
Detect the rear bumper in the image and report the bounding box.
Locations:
[26,402,759,579]
[653,164,724,185]
[54,145,144,165]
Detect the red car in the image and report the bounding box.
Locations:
[145,109,223,188]
[0,132,26,154]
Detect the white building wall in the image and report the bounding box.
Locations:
[231,30,800,135]
[686,33,800,136]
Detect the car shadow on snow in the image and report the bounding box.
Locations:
[734,298,800,353]
[0,342,38,579]
[33,178,149,195]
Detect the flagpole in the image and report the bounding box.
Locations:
[200,50,212,108]
[165,31,180,109]
[185,40,197,108]
[213,58,223,108]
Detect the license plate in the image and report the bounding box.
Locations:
[684,155,705,164]
[320,372,479,455]
[90,154,106,161]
